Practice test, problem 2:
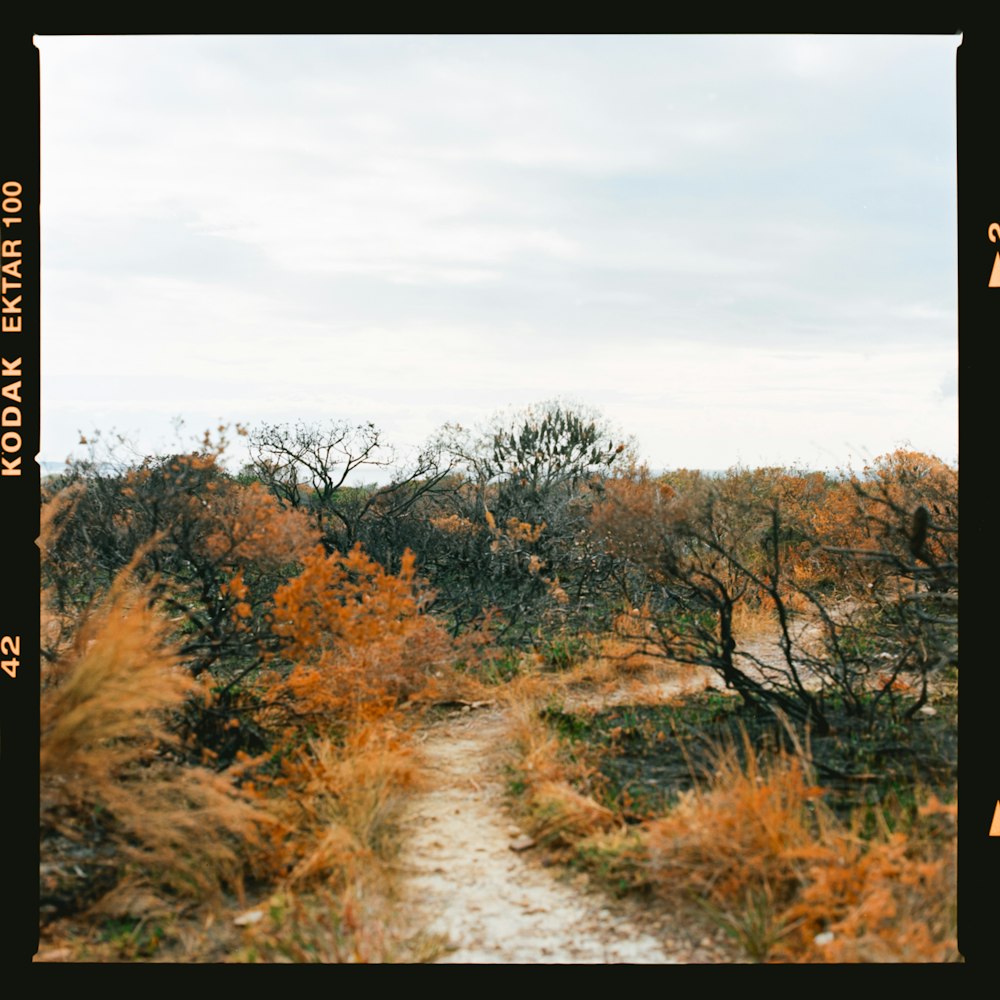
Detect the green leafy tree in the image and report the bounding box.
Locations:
[423,401,631,643]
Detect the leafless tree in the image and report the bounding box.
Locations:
[246,420,453,558]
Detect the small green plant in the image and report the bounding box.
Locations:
[540,705,593,741]
[506,769,528,797]
[539,633,591,671]
[703,689,736,719]
[570,831,651,895]
[474,648,522,685]
[697,885,802,962]
[98,917,165,959]
[670,608,718,634]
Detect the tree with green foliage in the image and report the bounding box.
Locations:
[420,401,632,643]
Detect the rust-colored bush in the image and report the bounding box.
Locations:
[267,543,455,728]
[635,735,956,962]
[775,795,957,963]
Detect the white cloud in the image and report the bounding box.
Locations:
[37,34,959,471]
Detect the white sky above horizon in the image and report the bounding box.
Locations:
[36,33,960,475]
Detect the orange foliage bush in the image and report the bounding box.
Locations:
[589,470,678,568]
[794,450,957,591]
[106,449,312,571]
[195,478,321,572]
[636,736,957,962]
[776,796,957,963]
[268,543,455,727]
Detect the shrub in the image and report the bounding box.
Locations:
[266,544,455,730]
[632,733,956,962]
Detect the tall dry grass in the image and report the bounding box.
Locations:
[632,731,957,962]
[499,676,617,847]
[260,723,422,886]
[40,574,271,903]
[40,500,271,908]
[234,721,436,963]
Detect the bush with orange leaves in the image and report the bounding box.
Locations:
[792,450,957,595]
[43,438,320,680]
[266,543,456,730]
[777,799,957,962]
[633,738,957,963]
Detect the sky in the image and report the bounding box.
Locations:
[36,33,960,476]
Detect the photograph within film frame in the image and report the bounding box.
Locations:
[0,29,984,968]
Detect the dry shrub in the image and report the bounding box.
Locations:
[528,781,616,846]
[503,680,572,780]
[193,478,320,571]
[267,544,455,728]
[602,611,666,675]
[775,795,958,963]
[636,732,956,962]
[730,595,778,641]
[588,471,678,564]
[40,550,270,905]
[642,734,826,912]
[501,680,614,845]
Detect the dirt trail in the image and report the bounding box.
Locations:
[397,701,732,964]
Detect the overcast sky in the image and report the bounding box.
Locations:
[36,33,960,475]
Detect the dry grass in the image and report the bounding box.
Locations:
[638,731,828,952]
[500,652,958,964]
[527,781,617,847]
[40,572,192,789]
[40,553,271,907]
[730,595,780,641]
[501,675,575,783]
[233,885,451,964]
[260,722,422,886]
[498,675,619,848]
[216,717,433,963]
[623,732,957,962]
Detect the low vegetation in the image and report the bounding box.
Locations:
[502,670,956,963]
[37,406,957,963]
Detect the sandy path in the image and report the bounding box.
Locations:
[397,702,731,964]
